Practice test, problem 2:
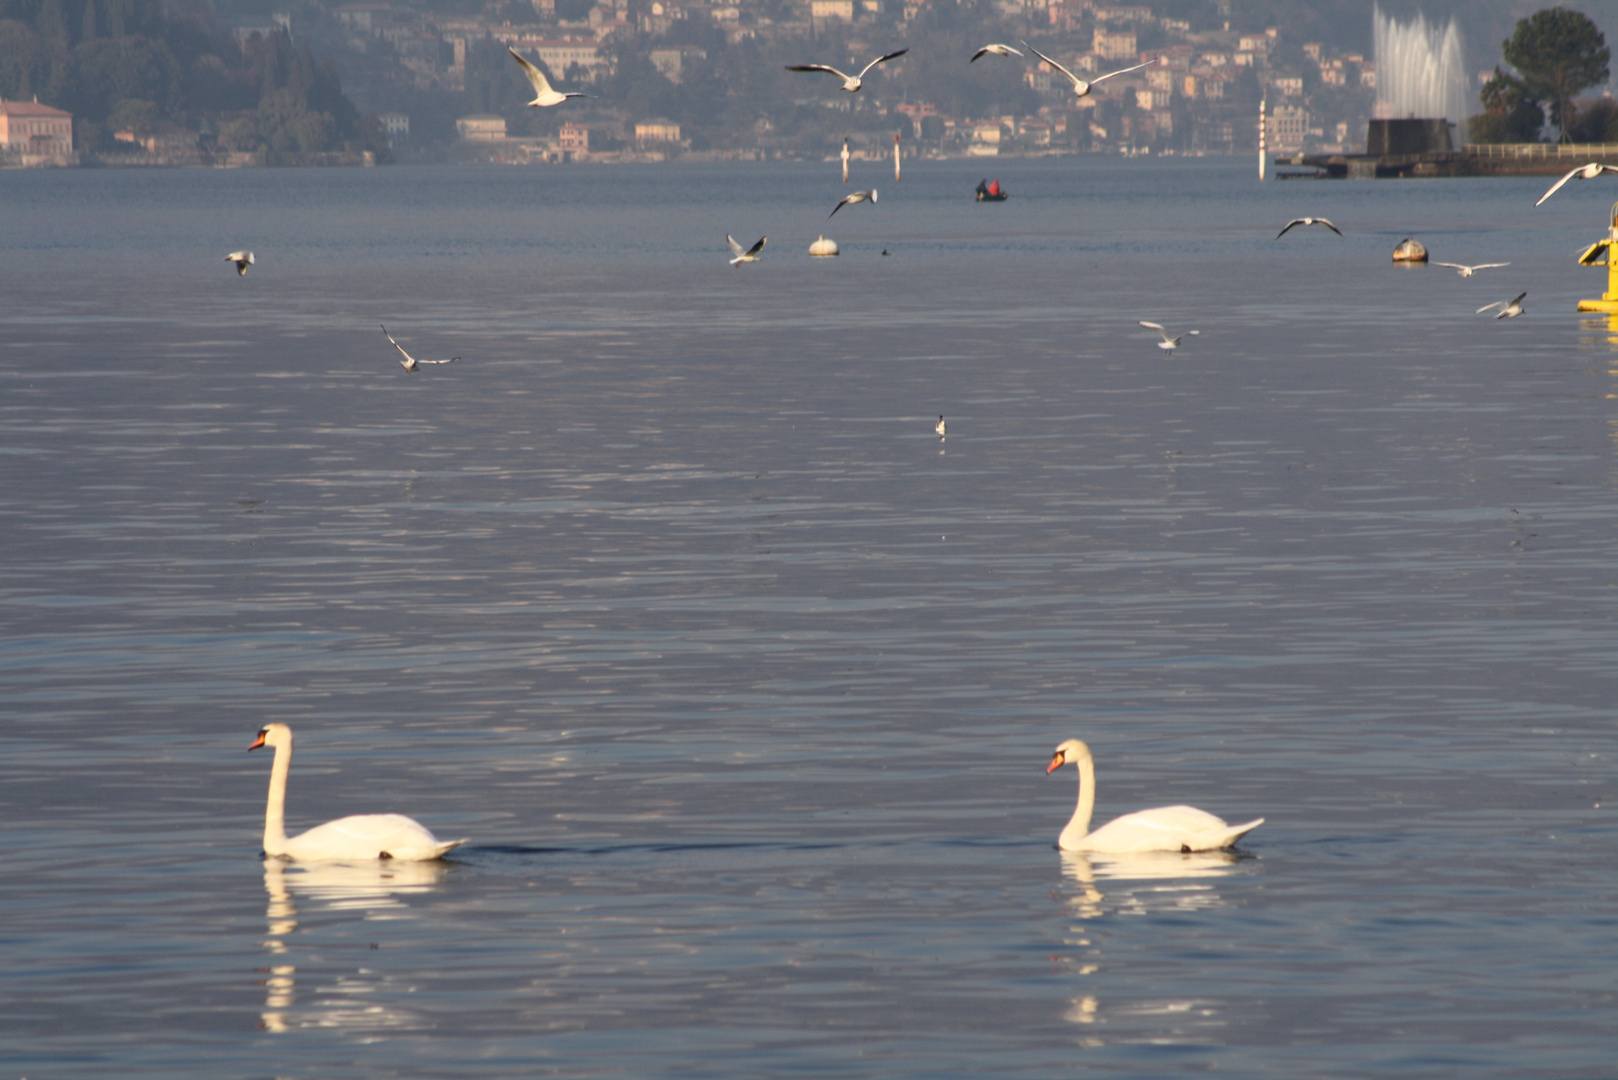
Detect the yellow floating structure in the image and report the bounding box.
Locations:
[1576,200,1618,313]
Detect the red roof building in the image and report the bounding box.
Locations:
[0,98,73,156]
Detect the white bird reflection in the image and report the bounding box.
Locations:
[1052,851,1248,1044]
[260,859,447,1034]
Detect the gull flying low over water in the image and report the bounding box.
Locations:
[971,43,1023,62]
[1477,292,1526,319]
[1534,162,1618,206]
[727,235,767,266]
[225,250,254,275]
[1276,216,1342,239]
[508,46,585,106]
[829,189,877,218]
[1139,320,1199,353]
[382,325,461,371]
[1433,261,1510,277]
[786,49,908,93]
[1020,42,1158,98]
[935,415,947,440]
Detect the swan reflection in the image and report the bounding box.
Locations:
[1054,851,1251,1044]
[260,859,446,1035]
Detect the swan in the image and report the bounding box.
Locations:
[249,723,467,861]
[1045,738,1262,853]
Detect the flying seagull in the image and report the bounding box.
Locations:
[1477,292,1526,319]
[508,46,585,106]
[787,49,908,93]
[1276,216,1342,239]
[225,250,254,275]
[935,415,947,440]
[1433,261,1510,277]
[1139,320,1199,353]
[1534,162,1618,206]
[829,189,877,218]
[971,43,1023,62]
[1020,41,1158,98]
[381,325,460,371]
[727,234,767,266]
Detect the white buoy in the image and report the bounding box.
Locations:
[809,236,840,257]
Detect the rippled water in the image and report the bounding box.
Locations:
[3,157,1617,1078]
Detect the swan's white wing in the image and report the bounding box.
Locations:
[787,63,851,80]
[857,48,908,78]
[1020,42,1080,87]
[727,234,746,257]
[1093,56,1159,83]
[508,46,554,95]
[1080,805,1260,854]
[1535,165,1584,206]
[285,813,461,862]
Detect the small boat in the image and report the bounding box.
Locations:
[975,179,1009,202]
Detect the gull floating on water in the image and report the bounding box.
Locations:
[935,415,947,440]
[225,250,254,275]
[1534,162,1618,206]
[787,49,908,93]
[1477,292,1526,319]
[382,325,460,371]
[508,46,585,106]
[727,234,767,266]
[1139,320,1199,353]
[829,189,877,218]
[1276,216,1342,239]
[971,43,1023,62]
[1020,42,1157,98]
[1433,261,1510,277]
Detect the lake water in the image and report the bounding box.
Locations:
[3,155,1617,1079]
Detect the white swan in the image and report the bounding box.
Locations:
[1046,738,1262,853]
[249,723,467,861]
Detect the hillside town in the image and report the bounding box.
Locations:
[1,0,1608,167]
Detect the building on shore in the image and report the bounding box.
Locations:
[456,114,508,141]
[0,98,75,165]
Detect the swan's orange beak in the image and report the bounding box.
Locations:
[248,732,267,751]
[1045,751,1065,774]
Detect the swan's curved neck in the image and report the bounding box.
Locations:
[263,738,291,856]
[1061,751,1096,847]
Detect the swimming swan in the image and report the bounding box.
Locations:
[249,723,467,861]
[1046,738,1262,853]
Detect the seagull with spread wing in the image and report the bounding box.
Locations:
[1139,321,1199,353]
[727,235,767,266]
[225,250,254,275]
[971,43,1023,62]
[508,46,585,106]
[382,325,460,372]
[1477,292,1526,319]
[1534,162,1618,206]
[787,49,908,93]
[1020,41,1157,98]
[1276,216,1342,239]
[829,189,877,218]
[1433,261,1510,277]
